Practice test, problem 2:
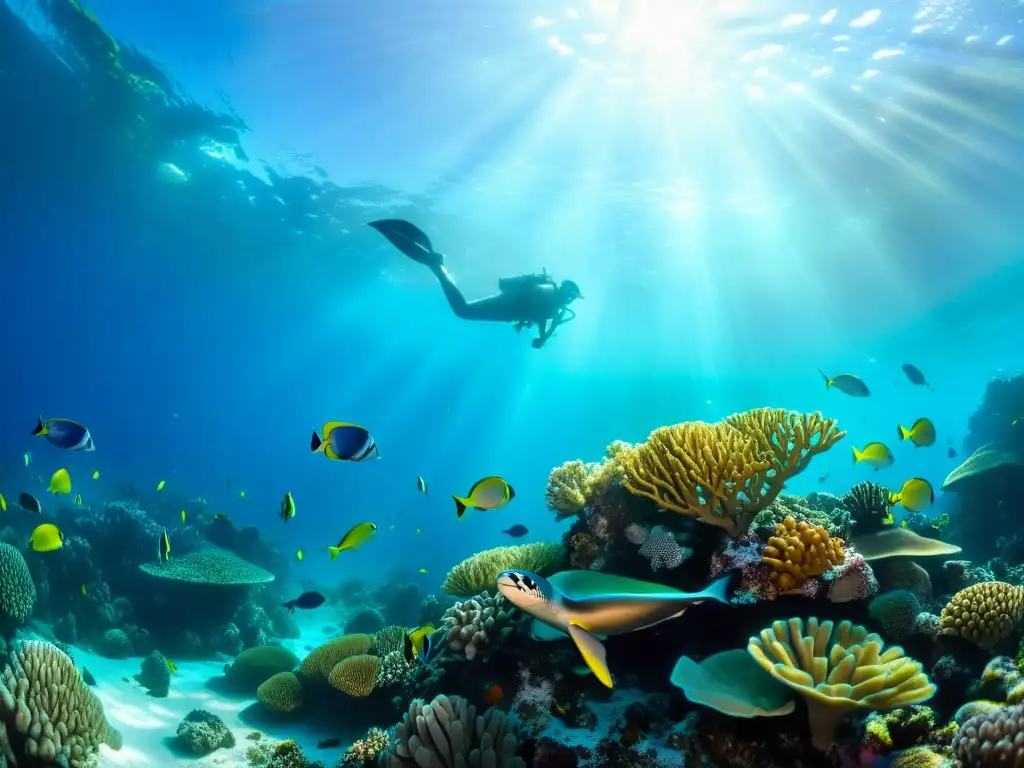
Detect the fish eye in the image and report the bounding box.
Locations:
[522,575,536,591]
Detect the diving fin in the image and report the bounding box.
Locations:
[567,623,613,689]
[368,220,442,267]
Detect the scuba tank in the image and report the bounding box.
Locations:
[498,270,554,294]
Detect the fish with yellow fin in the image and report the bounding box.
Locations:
[30,523,64,552]
[296,548,304,561]
[0,493,6,513]
[328,522,377,559]
[92,470,100,480]
[453,476,515,518]
[81,584,87,596]
[156,480,166,491]
[403,625,438,665]
[310,422,380,462]
[180,510,187,524]
[889,478,934,513]
[165,659,178,674]
[158,530,171,562]
[852,442,894,470]
[31,416,96,451]
[418,568,428,574]
[239,490,246,499]
[897,418,936,448]
[280,492,296,522]
[817,369,870,397]
[47,468,71,496]
[23,452,30,468]
[417,476,428,494]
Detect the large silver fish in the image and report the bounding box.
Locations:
[496,569,731,688]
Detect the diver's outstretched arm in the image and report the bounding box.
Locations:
[531,319,554,349]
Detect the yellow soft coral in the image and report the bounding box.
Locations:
[328,654,381,697]
[939,581,1024,650]
[748,617,935,751]
[544,460,589,519]
[762,516,845,590]
[621,409,844,537]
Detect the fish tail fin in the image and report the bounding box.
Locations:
[32,416,46,436]
[281,601,294,612]
[852,446,862,464]
[453,496,470,518]
[696,573,732,605]
[328,547,341,561]
[310,430,322,451]
[817,369,832,389]
[897,425,910,442]
[403,633,414,664]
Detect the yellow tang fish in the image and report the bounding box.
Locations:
[897,417,936,448]
[0,493,6,513]
[30,523,64,553]
[890,478,934,513]
[158,530,171,562]
[328,522,377,560]
[48,468,72,496]
[852,443,894,470]
[453,476,515,518]
[92,470,100,480]
[296,548,304,561]
[74,494,83,505]
[180,510,187,524]
[156,480,166,491]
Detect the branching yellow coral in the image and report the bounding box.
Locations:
[621,408,844,537]
[544,460,589,519]
[762,516,845,590]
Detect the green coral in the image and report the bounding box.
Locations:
[299,634,372,680]
[175,709,235,755]
[863,706,936,753]
[442,542,565,596]
[98,628,134,658]
[139,547,274,584]
[0,542,36,632]
[256,672,303,714]
[225,645,299,690]
[752,494,850,538]
[868,590,922,643]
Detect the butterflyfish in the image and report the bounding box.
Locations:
[890,478,934,513]
[897,418,936,448]
[852,442,894,470]
[328,522,377,559]
[18,493,41,513]
[158,530,171,562]
[31,416,96,451]
[310,422,380,462]
[156,480,166,491]
[47,468,71,496]
[453,476,514,518]
[403,625,436,665]
[417,476,428,494]
[30,523,64,553]
[92,470,100,480]
[497,570,731,689]
[816,369,870,397]
[280,492,296,522]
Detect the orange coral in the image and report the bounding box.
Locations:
[762,516,845,590]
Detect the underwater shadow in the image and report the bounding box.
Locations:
[159,735,194,759]
[204,674,255,700]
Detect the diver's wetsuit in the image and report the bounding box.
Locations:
[369,219,579,348]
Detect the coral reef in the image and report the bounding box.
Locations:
[343,728,389,767]
[300,635,373,681]
[0,543,36,636]
[442,593,521,660]
[441,543,564,597]
[175,709,235,755]
[842,481,893,534]
[139,547,274,584]
[939,581,1024,650]
[134,650,171,697]
[224,645,300,691]
[761,516,845,590]
[257,672,303,714]
[328,654,381,697]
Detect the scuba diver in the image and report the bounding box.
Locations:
[368,219,582,349]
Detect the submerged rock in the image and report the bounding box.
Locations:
[135,650,171,697]
[175,708,235,755]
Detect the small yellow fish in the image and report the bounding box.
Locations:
[280,492,296,522]
[240,490,246,499]
[418,568,428,573]
[23,452,30,468]
[403,624,435,663]
[890,478,934,513]
[30,523,64,553]
[453,476,515,518]
[416,528,421,535]
[296,548,304,561]
[897,418,936,448]
[166,659,178,674]
[47,468,71,496]
[92,470,100,480]
[180,510,187,524]
[0,493,6,512]
[328,522,377,560]
[158,530,171,562]
[74,494,83,505]
[852,443,894,470]
[156,480,166,491]
[81,584,87,596]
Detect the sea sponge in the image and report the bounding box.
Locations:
[0,543,35,632]
[370,626,407,657]
[544,460,589,519]
[256,671,303,714]
[300,634,373,680]
[747,617,936,751]
[224,645,299,690]
[441,542,564,597]
[868,590,922,643]
[378,693,525,768]
[761,516,845,590]
[953,703,1024,766]
[0,640,123,767]
[939,581,1024,650]
[328,654,381,697]
[139,547,274,585]
[175,709,235,755]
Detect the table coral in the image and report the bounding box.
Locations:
[939,581,1024,650]
[762,516,845,590]
[747,617,936,751]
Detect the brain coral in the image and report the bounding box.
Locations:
[868,590,922,643]
[939,581,1024,650]
[442,542,564,597]
[328,655,381,698]
[378,693,525,768]
[224,645,299,690]
[0,640,122,768]
[256,672,303,714]
[0,543,36,632]
[762,516,844,590]
[299,634,373,681]
[138,547,274,585]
